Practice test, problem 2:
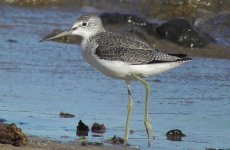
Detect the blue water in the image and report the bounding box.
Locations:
[0,5,230,150]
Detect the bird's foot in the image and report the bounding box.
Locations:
[144,117,154,146]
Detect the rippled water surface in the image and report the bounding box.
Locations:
[0,5,230,150]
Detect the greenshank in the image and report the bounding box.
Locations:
[41,15,192,145]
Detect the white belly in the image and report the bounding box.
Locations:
[81,48,188,80]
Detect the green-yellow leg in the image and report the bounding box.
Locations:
[132,75,153,146]
[124,80,133,145]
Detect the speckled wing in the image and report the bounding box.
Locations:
[93,32,183,65]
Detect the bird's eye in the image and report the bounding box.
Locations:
[82,22,87,26]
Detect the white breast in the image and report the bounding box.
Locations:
[81,39,188,80]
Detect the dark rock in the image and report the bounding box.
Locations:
[100,12,161,44]
[81,140,103,147]
[142,23,159,37]
[88,142,103,146]
[76,120,89,136]
[205,148,230,150]
[100,13,215,48]
[78,136,103,146]
[100,12,148,26]
[197,12,230,47]
[106,135,124,145]
[100,12,158,35]
[0,118,6,123]
[92,134,103,137]
[91,122,106,134]
[42,29,81,44]
[166,129,185,141]
[0,123,27,146]
[83,141,103,146]
[60,135,70,139]
[59,112,75,118]
[7,39,18,43]
[157,18,214,48]
[18,122,27,125]
[152,79,161,83]
[81,140,88,146]
[130,129,134,134]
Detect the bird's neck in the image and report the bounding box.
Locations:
[81,27,105,49]
[86,28,105,39]
[81,32,101,50]
[82,28,105,41]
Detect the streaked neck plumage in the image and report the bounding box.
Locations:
[81,27,105,50]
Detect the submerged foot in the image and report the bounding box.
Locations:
[144,117,154,146]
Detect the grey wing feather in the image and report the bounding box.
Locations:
[93,32,182,65]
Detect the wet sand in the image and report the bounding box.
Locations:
[0,136,138,150]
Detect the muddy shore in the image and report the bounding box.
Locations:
[0,136,139,150]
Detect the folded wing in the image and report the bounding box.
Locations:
[93,32,191,65]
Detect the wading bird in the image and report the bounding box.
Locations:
[41,15,192,145]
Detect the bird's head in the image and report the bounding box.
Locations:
[40,15,105,42]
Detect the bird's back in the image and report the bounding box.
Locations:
[90,32,191,65]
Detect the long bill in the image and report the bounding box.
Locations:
[39,29,73,42]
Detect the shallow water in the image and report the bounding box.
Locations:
[0,5,230,150]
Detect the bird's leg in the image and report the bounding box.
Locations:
[124,80,133,145]
[131,75,153,146]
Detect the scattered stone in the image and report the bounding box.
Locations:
[136,100,141,103]
[76,120,89,136]
[106,135,124,145]
[81,140,88,146]
[157,18,214,48]
[42,29,81,44]
[0,118,6,123]
[59,112,75,118]
[7,39,18,43]
[91,122,106,134]
[18,122,28,125]
[130,129,134,134]
[82,141,103,147]
[92,134,103,137]
[0,123,27,146]
[166,129,185,141]
[100,12,149,26]
[78,136,102,147]
[60,135,70,139]
[100,12,215,48]
[100,12,159,37]
[206,148,230,150]
[153,79,161,83]
[88,142,103,146]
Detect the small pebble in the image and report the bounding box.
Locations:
[166,129,185,141]
[7,39,18,43]
[106,135,124,145]
[91,122,106,134]
[76,120,89,136]
[59,112,75,118]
